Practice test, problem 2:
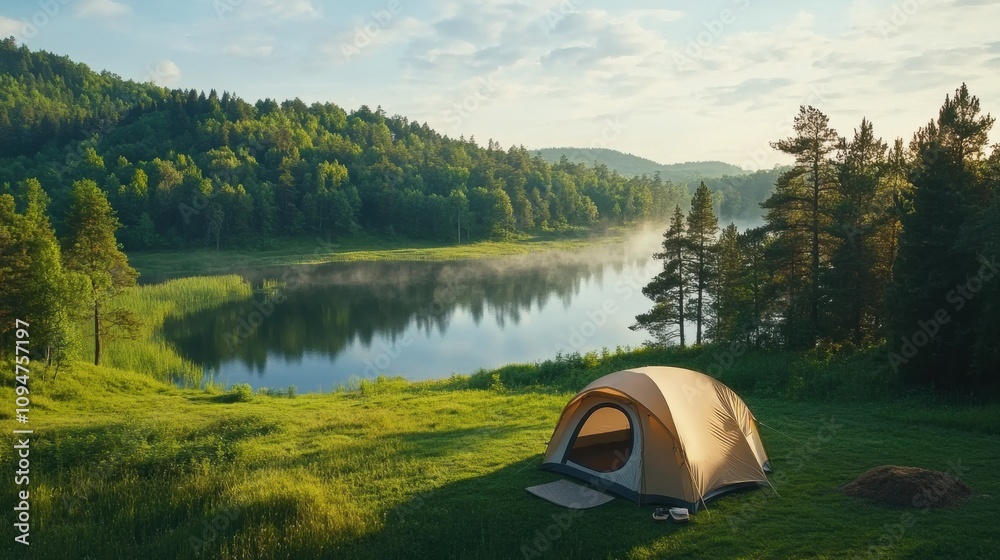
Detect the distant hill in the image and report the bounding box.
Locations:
[532,148,744,182]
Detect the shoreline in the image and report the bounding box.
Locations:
[129,227,636,279]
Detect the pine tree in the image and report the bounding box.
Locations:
[828,118,888,346]
[960,145,1000,391]
[632,205,688,346]
[739,227,774,348]
[888,84,995,389]
[686,182,719,345]
[63,179,138,366]
[764,106,841,346]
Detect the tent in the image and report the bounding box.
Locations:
[541,366,772,511]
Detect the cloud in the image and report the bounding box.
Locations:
[697,78,796,107]
[76,0,131,19]
[0,16,25,38]
[146,59,181,87]
[322,16,431,66]
[241,0,320,21]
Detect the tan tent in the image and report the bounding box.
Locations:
[541,366,771,511]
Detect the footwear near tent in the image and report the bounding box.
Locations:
[541,366,772,512]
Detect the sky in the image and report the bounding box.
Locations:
[1,0,998,169]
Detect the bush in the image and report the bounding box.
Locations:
[226,383,254,403]
[488,372,505,393]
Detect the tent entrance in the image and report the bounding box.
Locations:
[565,404,634,473]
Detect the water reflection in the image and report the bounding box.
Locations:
[161,239,661,391]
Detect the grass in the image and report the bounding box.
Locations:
[78,275,254,385]
[8,266,999,558]
[127,228,629,278]
[2,346,998,559]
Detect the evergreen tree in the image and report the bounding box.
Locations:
[633,206,688,346]
[960,145,1000,392]
[888,84,995,389]
[686,181,719,345]
[739,227,774,348]
[828,118,888,345]
[764,106,841,346]
[711,223,743,343]
[63,179,138,365]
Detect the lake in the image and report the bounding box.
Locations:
[160,233,664,392]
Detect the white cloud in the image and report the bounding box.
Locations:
[622,9,685,25]
[241,0,320,21]
[76,0,131,19]
[146,59,181,87]
[322,16,431,66]
[0,16,26,38]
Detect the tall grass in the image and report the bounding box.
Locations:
[78,275,253,385]
[465,343,900,401]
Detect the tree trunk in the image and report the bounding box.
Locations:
[696,240,704,345]
[677,244,686,348]
[94,299,102,366]
[811,156,821,344]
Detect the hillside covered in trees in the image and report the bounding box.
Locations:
[0,39,710,251]
[633,84,1000,395]
[531,148,744,180]
[534,147,784,223]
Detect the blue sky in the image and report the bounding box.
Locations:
[2,0,998,167]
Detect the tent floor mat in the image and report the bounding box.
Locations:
[526,479,615,509]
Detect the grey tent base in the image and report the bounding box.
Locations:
[541,462,768,513]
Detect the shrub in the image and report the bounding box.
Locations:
[227,383,254,403]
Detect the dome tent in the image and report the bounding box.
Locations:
[541,366,772,511]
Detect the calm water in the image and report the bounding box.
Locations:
[160,235,663,392]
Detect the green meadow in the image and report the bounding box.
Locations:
[2,280,998,559]
[128,228,629,278]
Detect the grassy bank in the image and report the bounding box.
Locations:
[80,275,254,384]
[128,228,629,278]
[2,346,998,559]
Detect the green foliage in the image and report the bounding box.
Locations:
[632,206,689,346]
[0,42,694,250]
[685,182,719,344]
[226,383,254,402]
[827,122,896,347]
[889,84,997,392]
[762,105,842,347]
[98,275,253,383]
[488,371,506,393]
[63,179,138,365]
[0,179,77,362]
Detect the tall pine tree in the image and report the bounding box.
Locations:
[889,84,995,389]
[764,106,841,346]
[633,205,688,346]
[828,118,888,346]
[686,182,719,345]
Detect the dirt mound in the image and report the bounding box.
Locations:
[841,465,971,508]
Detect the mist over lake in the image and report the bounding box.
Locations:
[160,232,664,392]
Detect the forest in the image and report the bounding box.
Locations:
[0,38,708,251]
[632,85,999,395]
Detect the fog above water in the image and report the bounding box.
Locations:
[161,228,668,392]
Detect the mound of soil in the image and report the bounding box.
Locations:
[841,465,971,508]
